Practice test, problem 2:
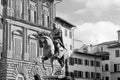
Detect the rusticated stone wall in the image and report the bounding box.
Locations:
[0,58,7,80]
[0,58,61,80]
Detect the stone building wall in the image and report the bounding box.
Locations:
[0,0,64,80]
[0,58,60,80]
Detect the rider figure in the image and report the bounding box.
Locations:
[50,23,66,56]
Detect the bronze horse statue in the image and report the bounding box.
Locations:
[38,34,65,72]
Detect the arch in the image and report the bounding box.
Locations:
[16,74,25,80]
[34,74,41,80]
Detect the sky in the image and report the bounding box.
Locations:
[56,0,120,47]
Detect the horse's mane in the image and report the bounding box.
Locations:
[41,36,51,40]
[38,32,50,37]
[38,31,53,41]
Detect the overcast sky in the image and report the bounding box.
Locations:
[56,0,120,46]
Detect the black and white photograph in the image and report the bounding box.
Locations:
[0,0,120,80]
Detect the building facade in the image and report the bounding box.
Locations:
[95,41,120,80]
[108,44,120,80]
[68,50,102,80]
[90,30,120,80]
[0,0,3,57]
[55,17,76,57]
[0,0,65,80]
[91,41,118,80]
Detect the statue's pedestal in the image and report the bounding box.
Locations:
[42,75,58,80]
[42,75,72,80]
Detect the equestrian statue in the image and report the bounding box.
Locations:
[37,24,66,73]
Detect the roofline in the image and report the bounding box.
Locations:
[108,45,120,48]
[55,17,76,28]
[97,40,118,45]
[73,51,101,58]
[117,30,120,32]
[108,47,120,48]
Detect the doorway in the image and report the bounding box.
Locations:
[34,75,41,80]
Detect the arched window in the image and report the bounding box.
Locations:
[105,64,109,71]
[16,74,24,80]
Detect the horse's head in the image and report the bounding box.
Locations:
[38,35,52,47]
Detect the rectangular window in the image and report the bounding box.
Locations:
[96,61,100,67]
[20,0,23,19]
[101,47,103,52]
[74,58,78,64]
[105,77,109,80]
[42,14,45,26]
[44,15,48,27]
[7,0,15,16]
[69,31,72,38]
[74,70,83,78]
[115,50,120,57]
[70,45,72,50]
[29,1,37,23]
[34,11,37,23]
[105,64,109,71]
[69,57,74,65]
[30,6,35,23]
[85,72,90,78]
[78,59,83,65]
[15,0,23,19]
[114,64,117,72]
[28,9,30,21]
[96,73,101,79]
[85,60,89,66]
[91,72,94,79]
[47,16,49,28]
[69,72,74,77]
[74,70,78,78]
[78,71,83,78]
[91,61,94,66]
[29,39,38,61]
[65,29,67,36]
[91,72,96,79]
[114,64,120,72]
[42,5,50,28]
[14,37,22,59]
